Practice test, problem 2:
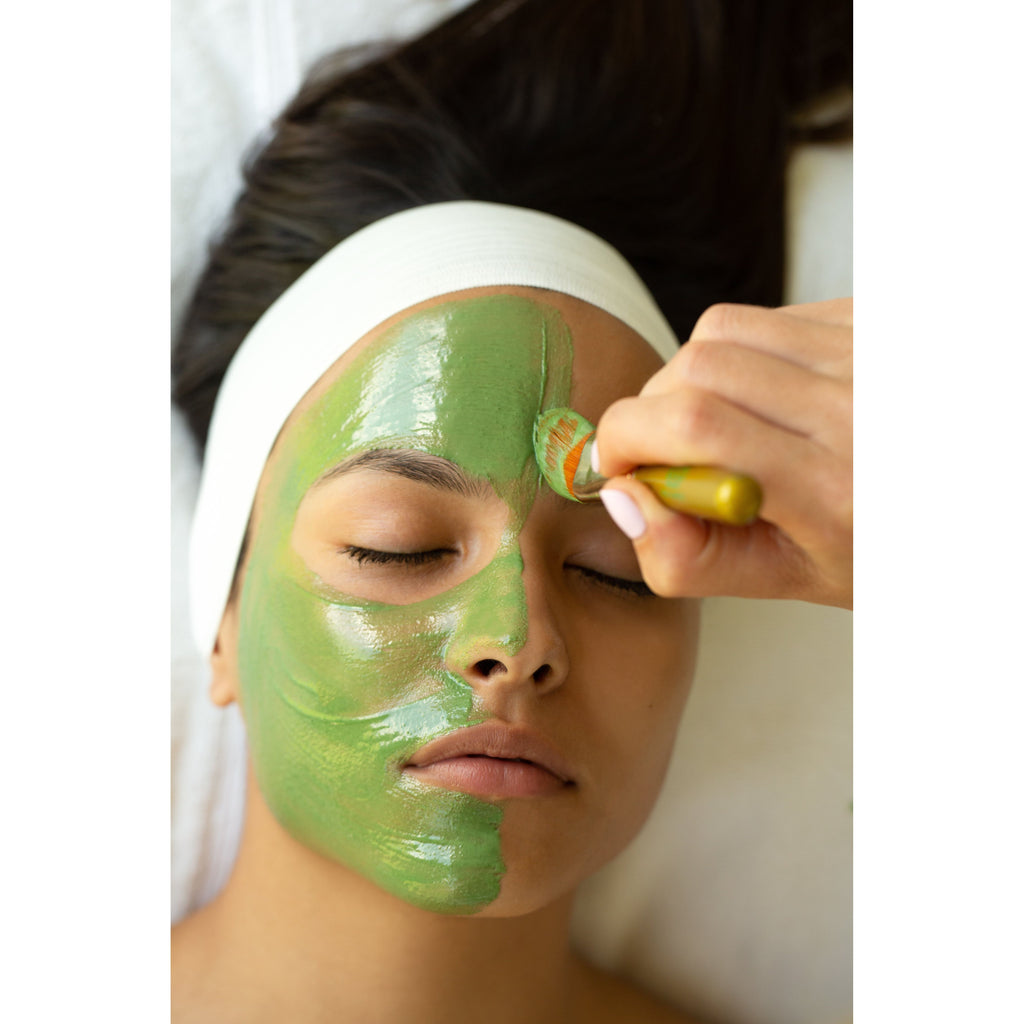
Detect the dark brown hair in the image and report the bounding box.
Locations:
[172,0,851,454]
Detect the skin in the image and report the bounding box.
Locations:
[595,298,853,608]
[172,286,702,1023]
[234,294,574,914]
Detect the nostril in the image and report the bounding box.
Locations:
[473,658,506,678]
[532,664,551,686]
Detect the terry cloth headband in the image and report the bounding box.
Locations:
[189,200,680,655]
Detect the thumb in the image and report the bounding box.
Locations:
[599,477,813,600]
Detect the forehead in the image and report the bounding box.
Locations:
[258,286,664,503]
[324,292,571,474]
[291,285,663,429]
[268,292,564,499]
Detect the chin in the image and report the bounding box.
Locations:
[464,809,628,920]
[456,868,576,919]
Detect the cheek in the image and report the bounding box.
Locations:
[232,550,511,913]
[235,560,485,782]
[247,570,455,716]
[574,600,699,784]
[587,596,697,691]
[241,543,531,718]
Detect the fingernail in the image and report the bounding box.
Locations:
[590,439,601,475]
[600,489,646,540]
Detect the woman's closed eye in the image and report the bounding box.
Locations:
[342,546,653,597]
[342,545,457,568]
[567,563,654,599]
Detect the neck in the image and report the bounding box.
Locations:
[177,776,584,1024]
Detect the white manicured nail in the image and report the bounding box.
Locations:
[600,489,646,540]
[590,439,601,475]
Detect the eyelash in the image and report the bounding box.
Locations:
[571,564,655,599]
[342,547,654,598]
[343,546,452,566]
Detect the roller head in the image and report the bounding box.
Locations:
[533,407,597,501]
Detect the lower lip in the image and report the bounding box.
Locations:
[404,757,570,799]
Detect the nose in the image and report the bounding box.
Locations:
[443,547,568,701]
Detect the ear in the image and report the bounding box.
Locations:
[209,603,240,708]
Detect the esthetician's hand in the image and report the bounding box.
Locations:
[594,298,852,609]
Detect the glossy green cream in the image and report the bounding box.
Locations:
[237,295,573,913]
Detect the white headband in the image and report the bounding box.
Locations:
[189,200,679,655]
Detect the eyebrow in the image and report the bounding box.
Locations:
[313,448,492,499]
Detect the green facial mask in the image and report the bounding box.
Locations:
[237,294,573,913]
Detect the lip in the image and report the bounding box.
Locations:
[403,722,575,800]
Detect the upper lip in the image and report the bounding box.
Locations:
[404,721,575,784]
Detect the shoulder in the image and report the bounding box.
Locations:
[571,957,704,1024]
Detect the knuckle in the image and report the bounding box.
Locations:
[823,462,853,516]
[677,339,719,385]
[667,390,718,441]
[834,386,854,435]
[817,377,852,432]
[692,302,743,342]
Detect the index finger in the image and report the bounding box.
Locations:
[686,302,850,366]
[643,302,850,398]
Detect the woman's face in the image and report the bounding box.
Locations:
[217,287,699,916]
